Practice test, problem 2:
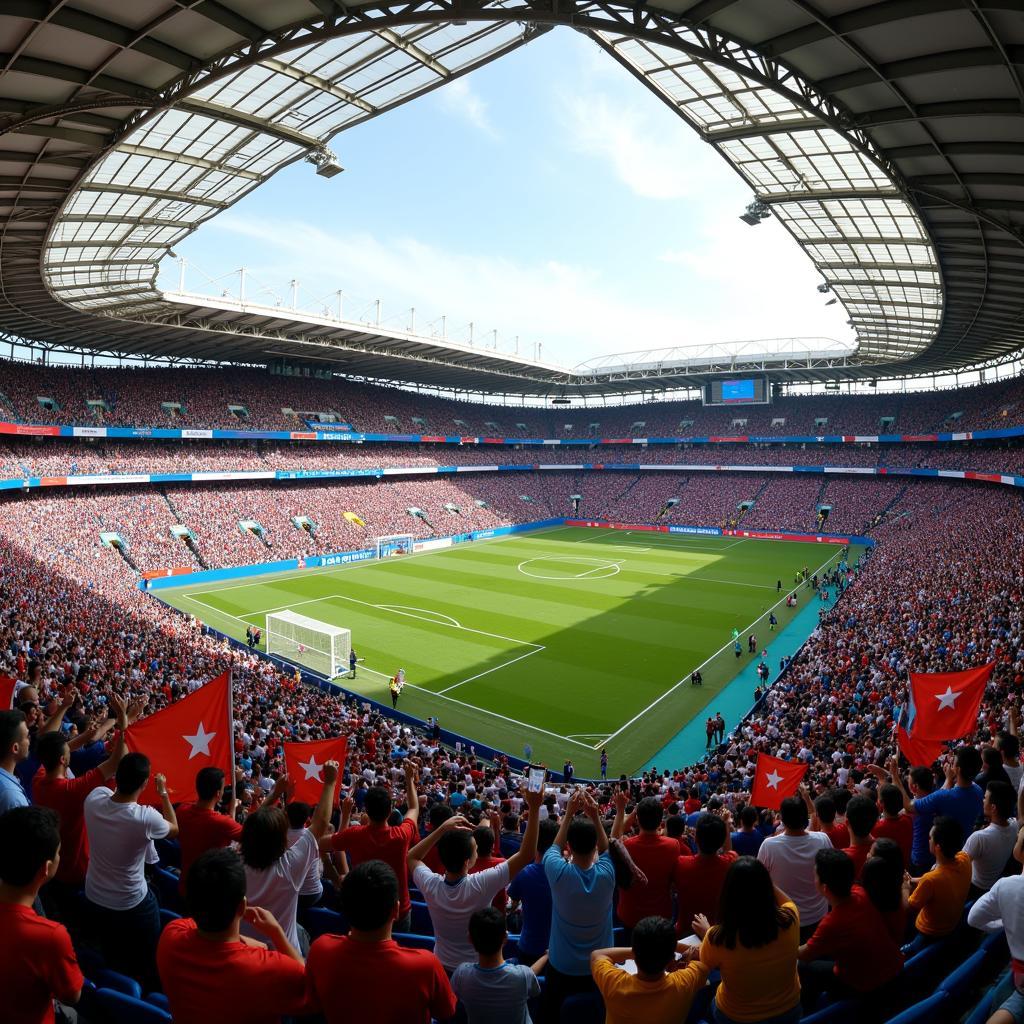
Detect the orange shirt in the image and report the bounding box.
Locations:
[909,852,972,936]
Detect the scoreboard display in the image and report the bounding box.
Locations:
[704,377,769,406]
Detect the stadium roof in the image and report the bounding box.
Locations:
[0,1,1022,396]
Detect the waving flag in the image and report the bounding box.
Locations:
[751,754,807,810]
[283,736,348,806]
[908,663,994,740]
[896,726,945,767]
[125,671,233,804]
[0,674,15,711]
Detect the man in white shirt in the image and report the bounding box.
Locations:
[757,794,833,940]
[83,752,178,987]
[964,780,1018,893]
[408,786,542,972]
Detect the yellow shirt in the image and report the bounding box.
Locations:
[909,851,972,936]
[699,901,801,1023]
[592,956,708,1024]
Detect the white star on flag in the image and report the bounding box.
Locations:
[935,687,961,711]
[183,722,216,760]
[765,770,784,790]
[299,756,324,782]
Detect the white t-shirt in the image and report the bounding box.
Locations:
[83,790,171,910]
[413,861,511,970]
[241,828,318,950]
[757,831,833,926]
[963,819,1018,891]
[969,874,1024,960]
[287,827,323,898]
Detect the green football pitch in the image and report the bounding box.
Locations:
[158,526,847,775]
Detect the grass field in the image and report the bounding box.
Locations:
[157,526,848,774]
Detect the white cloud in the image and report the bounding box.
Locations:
[436,78,499,139]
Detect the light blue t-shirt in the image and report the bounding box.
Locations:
[0,767,28,815]
[451,961,540,1024]
[542,843,615,975]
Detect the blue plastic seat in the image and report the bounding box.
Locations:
[559,991,603,1024]
[410,900,433,936]
[801,997,860,1024]
[901,939,948,990]
[965,967,1010,1024]
[151,865,184,914]
[96,988,173,1024]
[147,992,171,1012]
[937,948,987,1006]
[154,837,181,869]
[90,967,142,1000]
[159,907,180,931]
[883,991,950,1024]
[303,906,348,939]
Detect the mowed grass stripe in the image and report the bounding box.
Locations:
[163,528,847,772]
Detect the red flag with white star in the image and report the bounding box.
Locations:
[283,737,348,807]
[125,671,233,805]
[751,754,807,811]
[895,726,945,768]
[908,663,993,741]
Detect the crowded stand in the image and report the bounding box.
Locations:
[4,357,1024,436]
[0,453,1022,1023]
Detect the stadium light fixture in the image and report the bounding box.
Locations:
[817,283,831,294]
[304,147,345,179]
[739,200,771,226]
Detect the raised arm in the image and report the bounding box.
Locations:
[96,693,129,781]
[154,773,179,839]
[308,762,339,840]
[583,792,609,856]
[407,814,472,875]
[507,786,544,879]
[403,761,420,825]
[610,789,629,841]
[40,688,77,736]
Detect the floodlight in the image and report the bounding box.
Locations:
[817,283,831,294]
[739,199,771,226]
[305,147,345,178]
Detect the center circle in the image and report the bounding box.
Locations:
[517,556,621,581]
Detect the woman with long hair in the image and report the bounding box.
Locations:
[863,837,909,944]
[694,855,801,1024]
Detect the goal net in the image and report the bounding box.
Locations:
[265,610,351,679]
[376,534,414,559]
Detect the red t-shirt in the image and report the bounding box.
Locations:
[684,798,702,814]
[618,833,682,928]
[331,819,419,915]
[872,816,913,866]
[821,823,850,849]
[32,767,107,886]
[176,803,243,892]
[801,886,903,991]
[673,851,738,936]
[0,903,83,1024]
[469,854,508,910]
[842,843,873,880]
[305,935,455,1024]
[157,918,309,1024]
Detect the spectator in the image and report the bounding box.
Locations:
[157,848,309,1023]
[327,762,420,931]
[543,789,616,1018]
[0,709,30,814]
[591,915,709,1024]
[674,812,737,937]
[305,860,456,1024]
[797,849,903,1008]
[408,785,543,972]
[452,906,544,1024]
[758,796,833,940]
[967,833,1024,987]
[286,801,326,910]
[911,747,984,845]
[0,806,84,1024]
[862,838,909,944]
[507,818,558,965]
[174,765,243,894]
[963,780,1017,895]
[730,805,764,857]
[842,795,879,879]
[33,692,128,898]
[611,793,681,937]
[871,783,913,866]
[907,816,972,942]
[239,759,338,954]
[812,794,848,850]
[695,857,801,1024]
[83,752,177,985]
[468,813,508,911]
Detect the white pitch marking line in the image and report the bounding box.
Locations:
[592,547,844,751]
[438,646,546,694]
[375,604,461,628]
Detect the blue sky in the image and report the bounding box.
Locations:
[161,29,855,369]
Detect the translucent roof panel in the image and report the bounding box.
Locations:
[43,16,532,325]
[595,29,942,364]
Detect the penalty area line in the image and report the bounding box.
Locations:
[438,646,546,694]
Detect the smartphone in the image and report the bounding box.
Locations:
[527,765,546,793]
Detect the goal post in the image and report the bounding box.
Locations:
[376,534,415,559]
[265,609,351,679]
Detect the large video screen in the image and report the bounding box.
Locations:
[705,377,768,406]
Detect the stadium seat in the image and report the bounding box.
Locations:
[559,991,603,1024]
[410,900,433,935]
[303,906,348,939]
[90,967,142,1000]
[964,967,1010,1024]
[151,865,184,914]
[882,991,950,1024]
[394,931,436,950]
[800,997,860,1024]
[147,992,171,1012]
[154,837,181,870]
[979,928,1010,967]
[96,988,173,1024]
[937,948,987,1010]
[159,908,180,931]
